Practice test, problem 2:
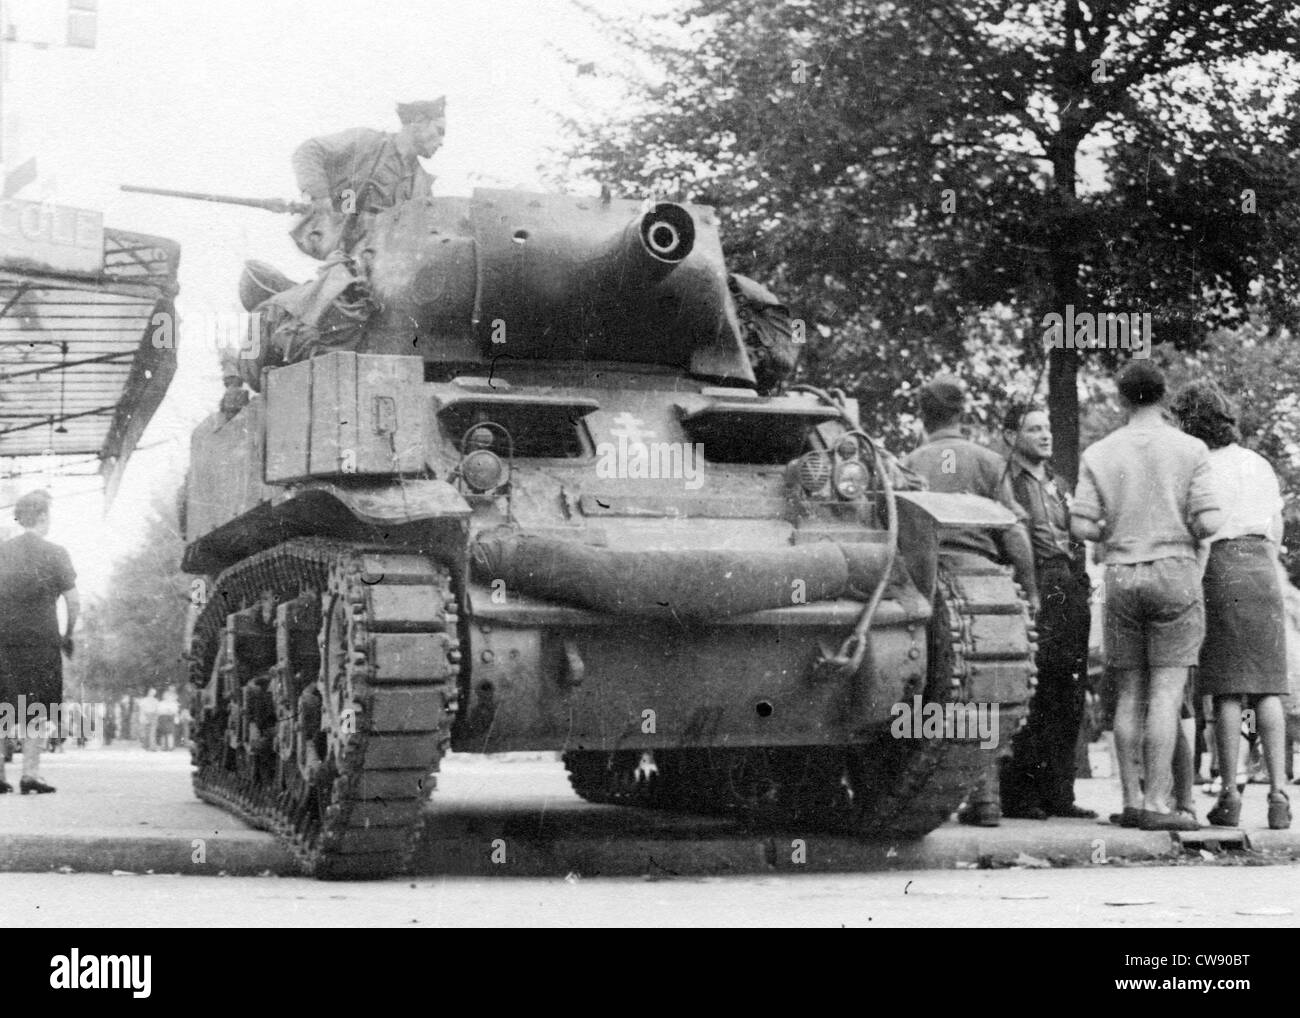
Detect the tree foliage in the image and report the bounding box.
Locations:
[563,0,1300,479]
[72,495,188,700]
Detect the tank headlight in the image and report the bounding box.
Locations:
[833,459,870,500]
[835,437,859,459]
[461,449,506,493]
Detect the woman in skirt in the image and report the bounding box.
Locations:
[1172,382,1290,829]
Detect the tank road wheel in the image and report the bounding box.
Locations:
[187,540,460,878]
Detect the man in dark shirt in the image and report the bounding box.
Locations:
[0,491,79,794]
[902,375,1038,826]
[998,404,1096,820]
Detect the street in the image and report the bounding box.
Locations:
[1,864,1296,928]
[0,743,1296,927]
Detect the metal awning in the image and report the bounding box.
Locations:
[0,228,180,501]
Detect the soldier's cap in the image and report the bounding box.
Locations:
[14,489,51,524]
[918,374,965,414]
[396,97,446,124]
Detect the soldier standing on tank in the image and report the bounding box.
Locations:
[902,375,1039,827]
[220,98,447,400]
[289,97,446,259]
[997,404,1096,820]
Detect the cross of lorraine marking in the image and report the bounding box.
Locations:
[609,412,657,445]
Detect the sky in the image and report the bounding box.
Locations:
[0,0,651,594]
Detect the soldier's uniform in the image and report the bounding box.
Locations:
[292,126,435,209]
[290,127,435,257]
[902,376,1037,827]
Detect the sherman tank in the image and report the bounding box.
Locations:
[179,188,1036,878]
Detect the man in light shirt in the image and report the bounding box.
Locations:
[1070,362,1223,831]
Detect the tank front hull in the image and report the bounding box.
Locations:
[452,586,930,753]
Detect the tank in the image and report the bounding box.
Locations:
[179,189,1036,878]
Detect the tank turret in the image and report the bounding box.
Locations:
[361,189,751,382]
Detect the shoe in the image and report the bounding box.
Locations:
[0,780,11,794]
[1001,803,1049,820]
[19,776,55,795]
[1138,809,1200,832]
[1109,807,1141,828]
[1049,803,1098,819]
[1268,790,1291,831]
[957,803,1001,827]
[1207,792,1242,827]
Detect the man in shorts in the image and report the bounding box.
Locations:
[1070,362,1223,831]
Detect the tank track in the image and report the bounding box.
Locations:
[188,538,458,878]
[563,557,1034,839]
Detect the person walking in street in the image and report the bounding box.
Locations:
[903,374,1039,827]
[138,688,159,752]
[998,404,1096,820]
[1171,381,1291,830]
[1070,362,1223,831]
[157,686,179,752]
[177,700,192,750]
[0,491,79,794]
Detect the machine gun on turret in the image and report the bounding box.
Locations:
[120,185,310,216]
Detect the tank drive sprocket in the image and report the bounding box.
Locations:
[187,539,460,878]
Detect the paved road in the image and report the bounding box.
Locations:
[1,744,1297,928]
[0,865,1296,927]
[2,743,1297,878]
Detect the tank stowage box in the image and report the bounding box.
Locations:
[179,189,1036,877]
[265,352,428,482]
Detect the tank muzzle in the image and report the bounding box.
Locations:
[637,202,695,263]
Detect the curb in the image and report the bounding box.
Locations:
[0,833,296,876]
[1,815,1295,878]
[409,817,1184,876]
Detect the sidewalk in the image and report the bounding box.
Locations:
[0,743,1296,877]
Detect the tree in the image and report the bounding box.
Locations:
[563,0,1300,481]
[74,494,189,701]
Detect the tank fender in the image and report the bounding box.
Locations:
[893,491,1016,602]
[893,491,1018,529]
[284,478,472,527]
[181,479,472,576]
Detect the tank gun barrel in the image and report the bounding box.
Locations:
[603,201,696,285]
[120,185,309,216]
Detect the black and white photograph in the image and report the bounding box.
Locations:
[0,0,1297,964]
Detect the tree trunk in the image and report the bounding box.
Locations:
[1045,129,1085,488]
[1048,345,1080,487]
